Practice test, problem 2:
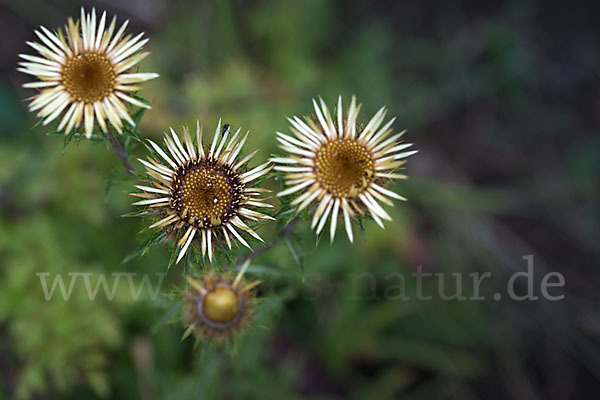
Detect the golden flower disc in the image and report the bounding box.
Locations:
[183,272,258,340]
[62,53,116,103]
[180,168,231,222]
[314,139,374,198]
[171,161,244,228]
[202,287,239,323]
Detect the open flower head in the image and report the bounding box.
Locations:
[133,121,273,263]
[18,7,159,138]
[272,96,417,242]
[183,262,259,341]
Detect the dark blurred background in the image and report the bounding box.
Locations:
[1,0,600,399]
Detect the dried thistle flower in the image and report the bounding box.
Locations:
[132,121,273,263]
[18,7,158,137]
[272,96,417,242]
[183,262,259,341]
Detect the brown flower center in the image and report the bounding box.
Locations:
[62,53,116,103]
[202,288,239,323]
[314,139,374,198]
[171,161,244,228]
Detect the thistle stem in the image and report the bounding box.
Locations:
[107,130,135,174]
[238,218,300,264]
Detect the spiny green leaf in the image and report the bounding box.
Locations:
[122,231,167,263]
[121,209,151,218]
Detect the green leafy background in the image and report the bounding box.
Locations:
[1,0,599,399]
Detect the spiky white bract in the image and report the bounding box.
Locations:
[18,7,159,138]
[272,96,417,243]
[133,120,273,264]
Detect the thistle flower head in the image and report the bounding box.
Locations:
[18,7,159,138]
[183,262,259,341]
[133,121,274,263]
[272,96,417,242]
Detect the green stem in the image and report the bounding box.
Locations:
[238,218,300,264]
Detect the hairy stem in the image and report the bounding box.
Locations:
[108,130,135,174]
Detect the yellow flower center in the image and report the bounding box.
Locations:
[62,53,116,103]
[202,288,239,323]
[314,139,374,198]
[172,162,244,228]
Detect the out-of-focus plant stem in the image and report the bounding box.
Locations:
[108,130,135,174]
[238,218,300,264]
